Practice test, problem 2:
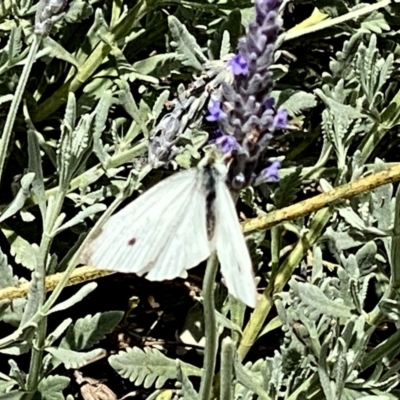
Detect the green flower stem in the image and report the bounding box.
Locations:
[0,35,40,187]
[220,338,234,400]
[199,252,219,400]
[238,207,333,360]
[25,188,67,397]
[270,225,282,276]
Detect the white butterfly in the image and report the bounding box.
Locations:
[81,159,257,308]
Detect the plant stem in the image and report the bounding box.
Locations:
[25,188,66,397]
[199,252,219,400]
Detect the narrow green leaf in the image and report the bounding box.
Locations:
[0,247,15,288]
[53,204,106,236]
[46,319,73,347]
[26,111,46,221]
[3,228,39,271]
[0,391,25,400]
[49,283,97,314]
[46,347,105,369]
[0,173,35,223]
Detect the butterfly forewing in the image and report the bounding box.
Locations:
[82,169,210,278]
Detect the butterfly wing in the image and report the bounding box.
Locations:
[81,169,211,280]
[214,178,257,308]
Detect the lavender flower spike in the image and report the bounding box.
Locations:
[206,0,286,189]
[35,0,71,36]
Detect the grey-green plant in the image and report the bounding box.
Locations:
[1,0,400,399]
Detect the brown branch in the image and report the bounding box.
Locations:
[243,163,400,233]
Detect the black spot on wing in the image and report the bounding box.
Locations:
[128,238,137,246]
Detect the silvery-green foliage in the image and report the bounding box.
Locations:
[0,27,24,75]
[0,173,36,224]
[47,283,98,315]
[57,93,92,190]
[321,157,393,255]
[41,311,122,379]
[45,347,105,369]
[109,347,202,388]
[326,32,363,82]
[37,375,70,400]
[276,90,317,117]
[316,79,365,175]
[168,16,208,71]
[317,31,396,178]
[360,11,391,34]
[354,34,394,111]
[1,0,400,398]
[26,115,47,220]
[273,167,302,208]
[8,359,25,389]
[59,311,123,351]
[269,237,400,399]
[34,0,71,36]
[0,247,27,331]
[175,361,199,400]
[0,247,17,291]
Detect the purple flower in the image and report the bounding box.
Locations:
[209,129,223,142]
[216,135,239,154]
[273,109,287,129]
[264,97,275,109]
[261,160,281,182]
[228,54,249,75]
[206,99,223,122]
